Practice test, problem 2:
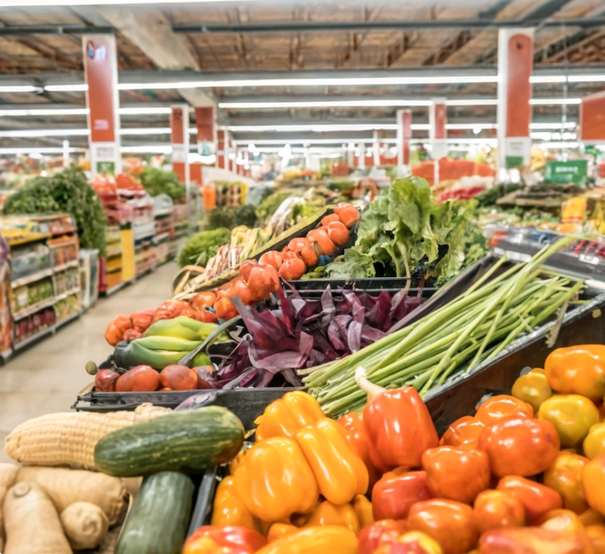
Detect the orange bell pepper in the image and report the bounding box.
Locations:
[475,395,534,425]
[267,523,299,543]
[353,494,374,528]
[233,436,319,522]
[543,451,589,514]
[182,526,267,554]
[538,394,599,448]
[254,526,358,554]
[478,527,592,554]
[296,417,369,504]
[421,446,490,504]
[254,391,324,441]
[583,452,605,516]
[407,499,479,554]
[372,468,433,520]
[473,490,526,534]
[580,509,605,526]
[358,520,408,554]
[545,345,605,401]
[584,423,605,459]
[586,525,605,554]
[496,476,563,525]
[374,531,444,554]
[511,369,552,412]
[356,369,438,472]
[303,500,360,532]
[211,476,261,532]
[477,416,560,478]
[439,416,485,450]
[338,411,380,487]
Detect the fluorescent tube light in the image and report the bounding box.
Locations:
[445,99,498,106]
[530,98,581,105]
[219,99,434,109]
[0,0,255,4]
[568,75,605,83]
[0,85,41,93]
[0,106,172,117]
[0,147,82,155]
[44,84,88,92]
[119,127,170,136]
[530,76,567,84]
[0,129,89,138]
[119,107,172,115]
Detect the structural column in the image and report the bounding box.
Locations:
[217,129,229,169]
[82,35,121,175]
[357,143,365,169]
[497,28,534,171]
[171,105,190,195]
[397,109,412,167]
[429,98,447,184]
[195,107,216,157]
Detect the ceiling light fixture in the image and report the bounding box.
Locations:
[0,0,254,6]
[0,85,42,93]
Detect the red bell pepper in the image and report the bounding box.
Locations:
[479,527,592,554]
[357,519,407,554]
[182,526,267,554]
[372,468,433,520]
[337,411,380,488]
[356,368,438,472]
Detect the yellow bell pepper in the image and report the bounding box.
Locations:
[543,451,589,514]
[255,391,325,441]
[353,494,374,529]
[538,394,599,447]
[296,417,369,505]
[305,500,360,532]
[255,526,358,554]
[511,369,552,412]
[584,423,605,459]
[234,436,319,522]
[210,476,262,532]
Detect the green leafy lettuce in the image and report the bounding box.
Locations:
[325,177,486,283]
[177,227,231,267]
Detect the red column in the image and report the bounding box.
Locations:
[397,109,412,166]
[430,99,447,184]
[497,28,533,170]
[171,106,189,189]
[82,34,121,175]
[217,129,227,169]
[581,91,605,142]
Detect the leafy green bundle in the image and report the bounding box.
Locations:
[177,227,231,267]
[3,167,107,255]
[140,166,186,201]
[325,177,486,283]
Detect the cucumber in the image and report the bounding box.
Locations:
[115,471,194,554]
[94,406,244,477]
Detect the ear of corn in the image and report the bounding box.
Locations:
[4,403,170,470]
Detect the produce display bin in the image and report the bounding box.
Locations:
[73,387,299,429]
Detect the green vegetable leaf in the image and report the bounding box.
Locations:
[325,248,376,279]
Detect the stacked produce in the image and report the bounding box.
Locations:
[303,239,583,415]
[214,285,424,388]
[188,345,605,553]
[140,166,186,202]
[3,166,107,255]
[316,178,486,283]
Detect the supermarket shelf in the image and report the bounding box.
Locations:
[154,232,169,242]
[49,239,77,249]
[6,233,51,247]
[11,267,53,288]
[13,326,54,351]
[51,226,77,236]
[53,259,79,273]
[106,248,122,258]
[55,287,81,301]
[55,309,83,329]
[154,210,173,218]
[105,281,128,296]
[12,297,56,320]
[0,348,12,361]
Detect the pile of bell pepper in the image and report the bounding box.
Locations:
[183,345,605,554]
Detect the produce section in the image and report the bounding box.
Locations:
[5,3,605,552]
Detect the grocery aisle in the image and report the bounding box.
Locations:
[0,262,177,461]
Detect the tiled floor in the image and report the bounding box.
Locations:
[0,262,177,462]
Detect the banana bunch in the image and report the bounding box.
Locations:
[113,316,230,370]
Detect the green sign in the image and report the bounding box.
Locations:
[96,161,116,175]
[544,160,588,185]
[505,156,524,169]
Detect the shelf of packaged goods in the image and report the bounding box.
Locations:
[53,259,79,273]
[12,297,55,321]
[48,239,78,249]
[0,348,12,361]
[11,267,54,289]
[154,210,173,218]
[55,309,82,329]
[51,226,77,236]
[106,247,122,258]
[154,232,170,244]
[13,325,54,351]
[6,233,51,247]
[55,288,81,302]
